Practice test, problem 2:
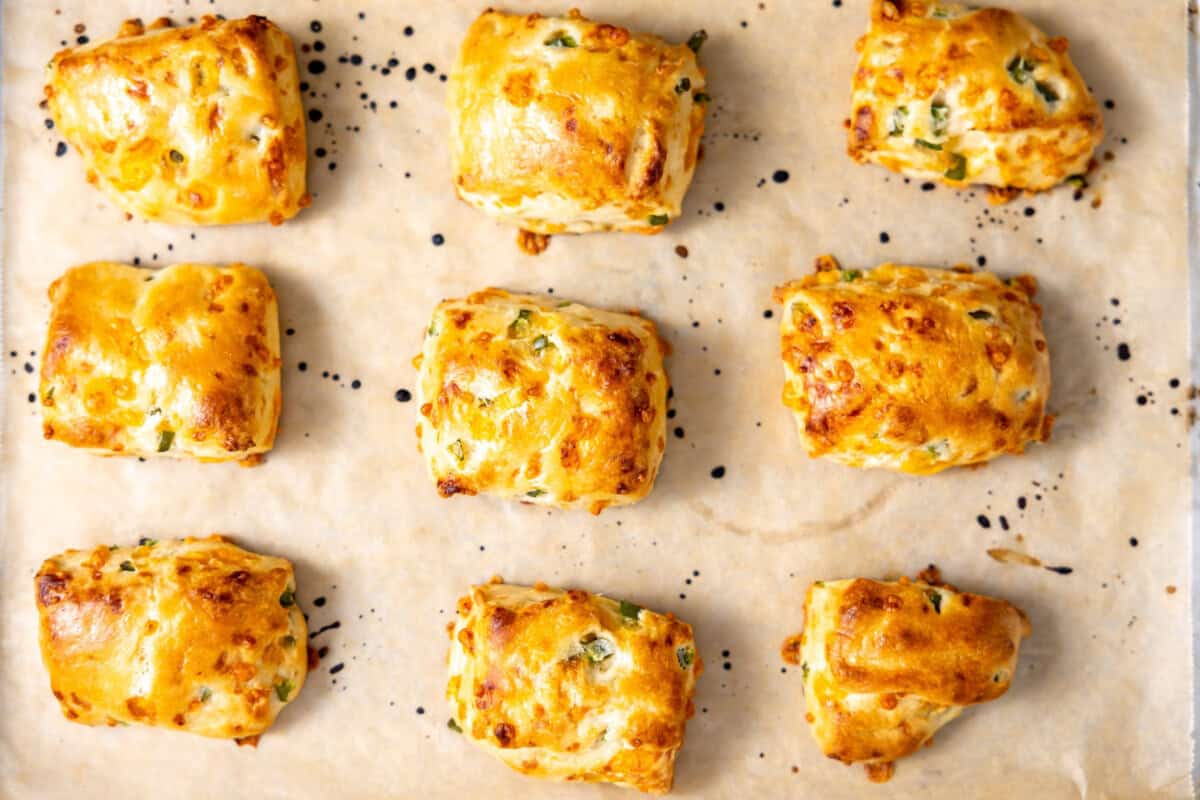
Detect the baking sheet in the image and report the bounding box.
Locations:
[0,1,1191,797]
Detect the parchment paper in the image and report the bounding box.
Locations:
[0,2,1192,798]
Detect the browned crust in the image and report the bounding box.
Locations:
[35,536,306,739]
[45,15,307,225]
[39,262,281,461]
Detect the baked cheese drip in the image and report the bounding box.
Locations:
[415,289,669,513]
[774,257,1052,474]
[45,15,309,225]
[40,262,282,463]
[783,572,1030,782]
[35,535,307,740]
[848,1,1103,191]
[447,582,701,794]
[449,9,708,234]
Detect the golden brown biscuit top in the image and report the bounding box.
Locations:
[821,577,1030,706]
[447,582,700,793]
[35,535,307,739]
[786,572,1030,779]
[449,9,707,232]
[849,1,1102,190]
[416,289,669,512]
[775,260,1052,474]
[45,15,308,225]
[40,262,281,461]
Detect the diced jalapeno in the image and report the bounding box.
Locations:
[582,637,615,663]
[686,30,708,53]
[944,153,967,180]
[888,106,908,137]
[449,439,466,461]
[1035,82,1058,103]
[648,213,669,226]
[544,32,577,48]
[676,646,695,669]
[274,679,294,702]
[157,430,175,452]
[279,588,296,607]
[508,309,532,337]
[930,102,949,136]
[619,600,641,622]
[915,138,943,151]
[1007,55,1034,84]
[926,588,942,613]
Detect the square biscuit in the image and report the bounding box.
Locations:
[36,535,307,740]
[775,260,1052,474]
[40,262,282,463]
[449,9,707,234]
[447,582,701,794]
[45,15,308,225]
[415,289,669,512]
[848,1,1102,191]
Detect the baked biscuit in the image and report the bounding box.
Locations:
[447,581,701,794]
[449,9,708,236]
[782,569,1030,782]
[35,535,307,740]
[774,258,1051,474]
[415,289,669,513]
[848,1,1103,191]
[45,15,308,225]
[40,262,282,464]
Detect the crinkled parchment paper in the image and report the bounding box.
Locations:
[0,1,1192,797]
